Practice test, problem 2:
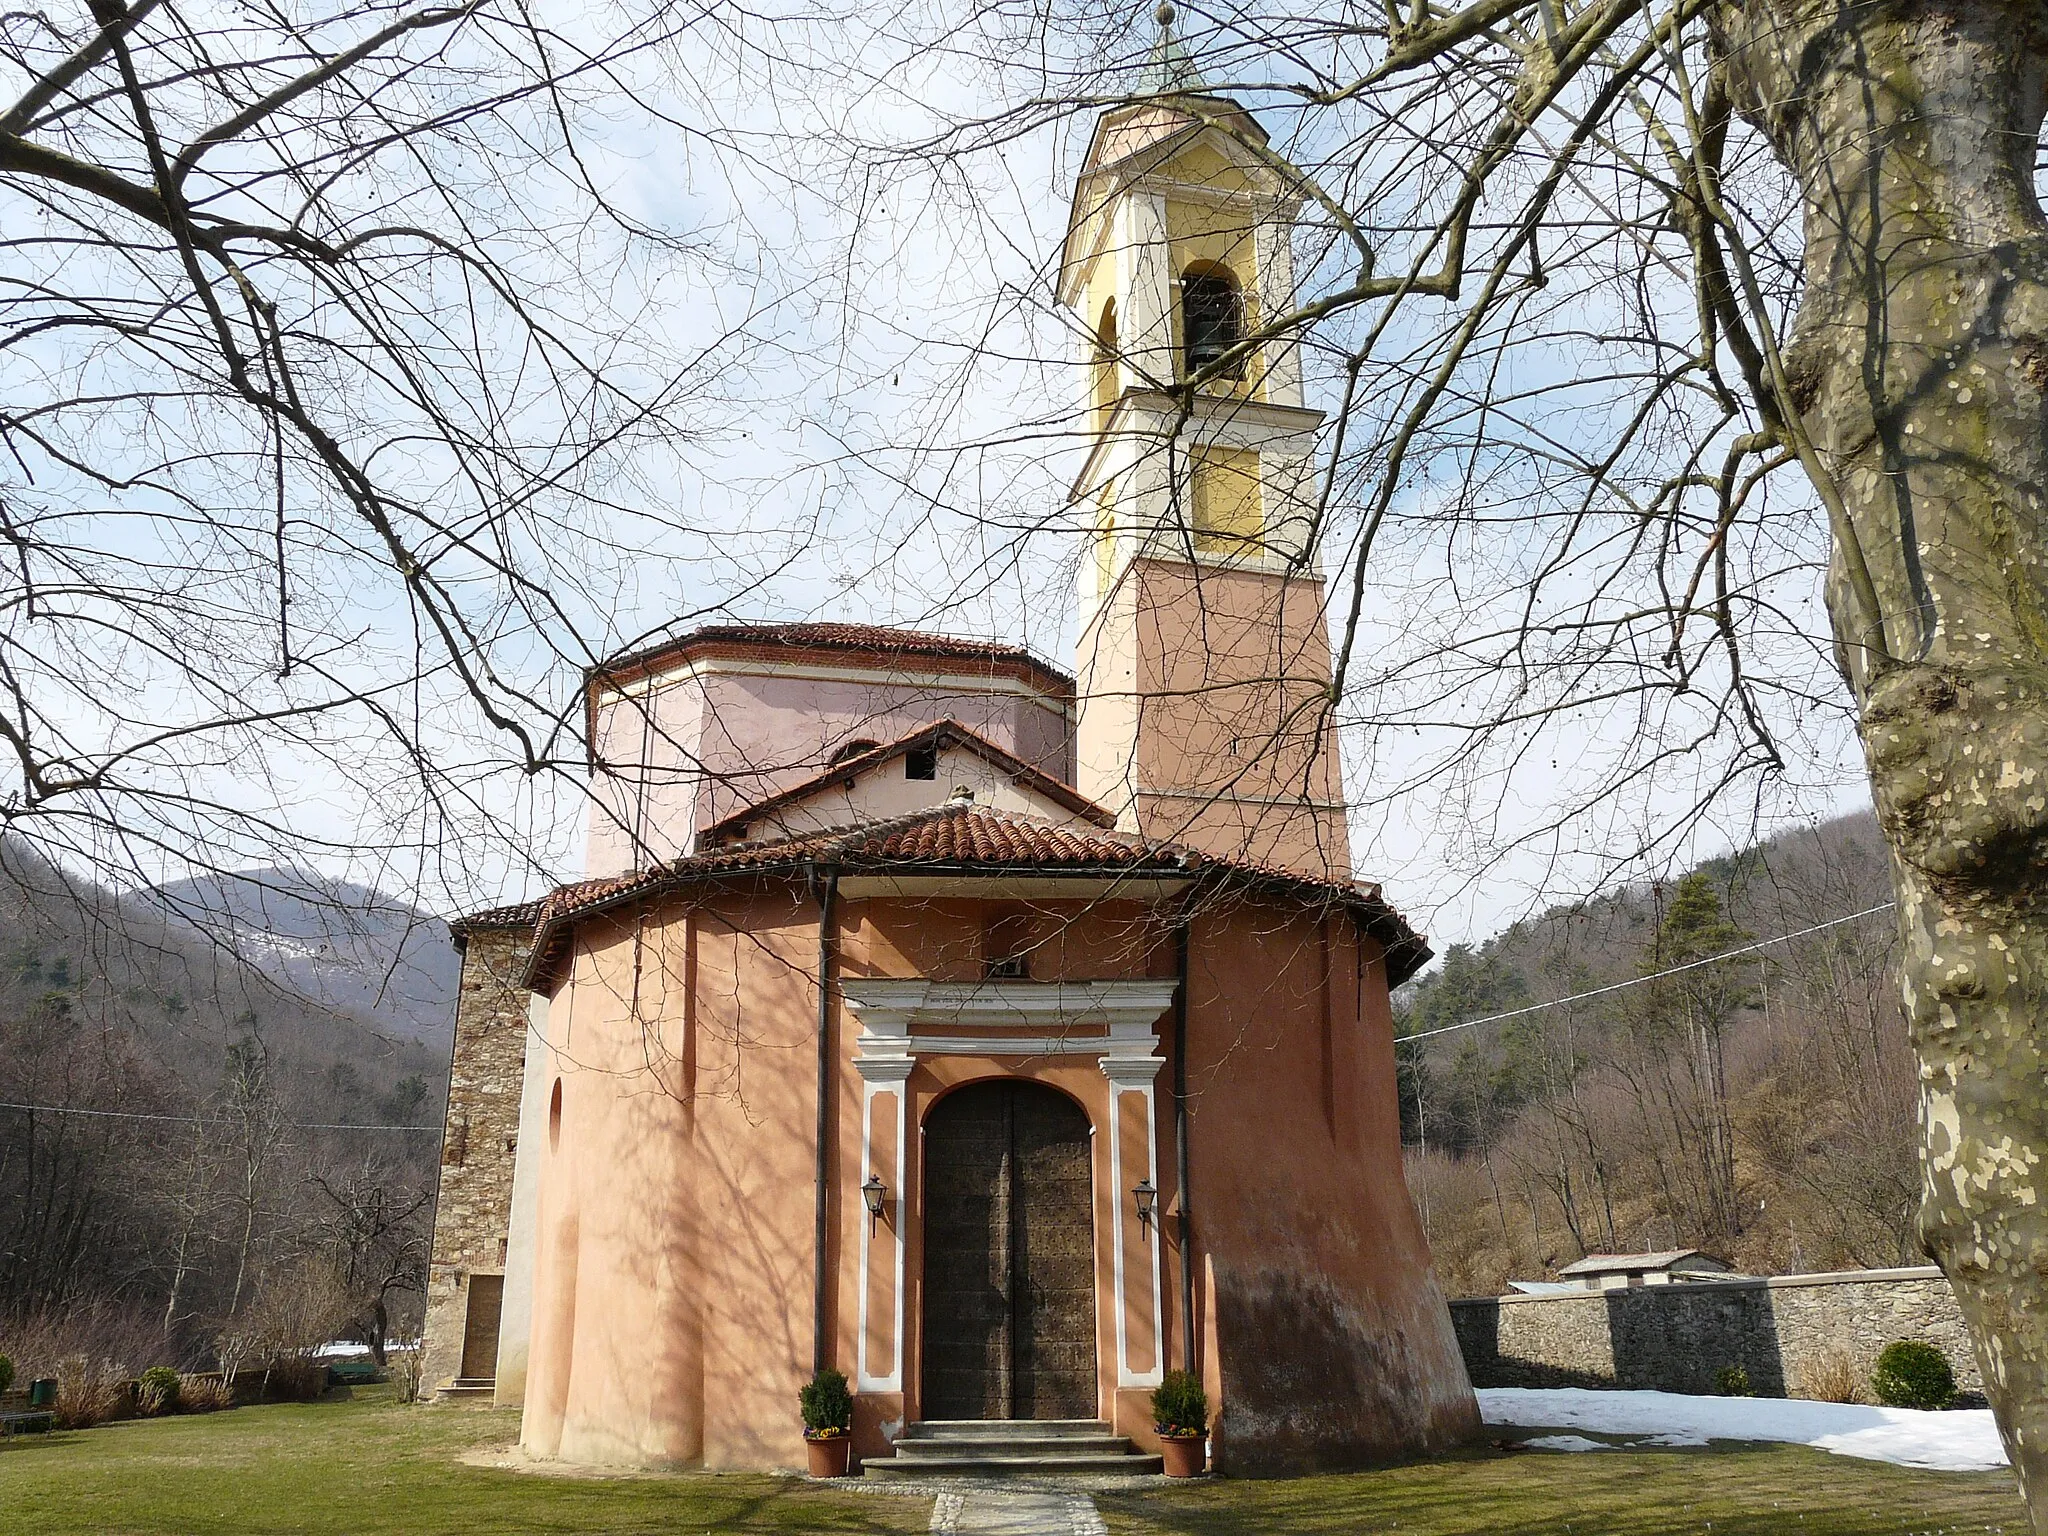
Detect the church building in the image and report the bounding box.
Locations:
[419,66,1478,1477]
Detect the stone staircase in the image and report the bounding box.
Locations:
[434,1377,496,1403]
[864,1419,1162,1479]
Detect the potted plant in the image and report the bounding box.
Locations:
[1151,1368,1208,1478]
[800,1366,854,1477]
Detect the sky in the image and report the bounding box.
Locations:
[0,0,1883,952]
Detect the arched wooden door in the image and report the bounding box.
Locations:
[920,1080,1096,1420]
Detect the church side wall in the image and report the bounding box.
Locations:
[585,676,708,878]
[1186,900,1479,1473]
[519,890,825,1471]
[419,923,533,1392]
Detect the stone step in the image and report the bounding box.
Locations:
[434,1379,495,1401]
[892,1433,1134,1459]
[866,1451,1164,1479]
[901,1419,1110,1439]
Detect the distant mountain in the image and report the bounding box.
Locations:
[151,868,459,1047]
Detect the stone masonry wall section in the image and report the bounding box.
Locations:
[419,920,534,1391]
[1450,1268,1981,1399]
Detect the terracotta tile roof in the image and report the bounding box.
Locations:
[697,720,1113,842]
[590,621,1074,702]
[522,798,1429,988]
[448,898,545,935]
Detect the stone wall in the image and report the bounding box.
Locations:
[418,915,535,1391]
[1450,1267,1981,1398]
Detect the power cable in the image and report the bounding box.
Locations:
[1402,901,1898,1043]
[0,1100,440,1133]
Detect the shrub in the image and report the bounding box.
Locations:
[136,1365,182,1415]
[799,1367,853,1438]
[1872,1341,1956,1410]
[1714,1364,1754,1397]
[1151,1369,1209,1436]
[262,1356,329,1402]
[0,1298,161,1385]
[177,1374,232,1413]
[52,1355,127,1429]
[0,1354,13,1394]
[1796,1349,1865,1404]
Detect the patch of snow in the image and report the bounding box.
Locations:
[1519,1434,1612,1453]
[312,1341,375,1360]
[1478,1388,2008,1473]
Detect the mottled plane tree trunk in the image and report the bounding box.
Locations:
[1716,3,2048,1512]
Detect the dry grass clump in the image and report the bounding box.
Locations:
[1796,1349,1866,1404]
[177,1373,232,1413]
[51,1355,129,1429]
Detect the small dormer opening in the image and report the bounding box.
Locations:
[1181,265,1245,380]
[829,738,881,767]
[905,745,939,780]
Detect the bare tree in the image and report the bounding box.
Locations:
[1,0,793,922]
[793,0,2048,1515]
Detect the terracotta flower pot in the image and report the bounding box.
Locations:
[805,1433,852,1478]
[1159,1433,1206,1478]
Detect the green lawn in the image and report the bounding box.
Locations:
[2,1388,2028,1535]
[0,1386,929,1535]
[1098,1442,2030,1536]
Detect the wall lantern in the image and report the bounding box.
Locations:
[1133,1179,1158,1236]
[862,1173,889,1235]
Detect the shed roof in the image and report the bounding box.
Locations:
[1555,1249,1731,1277]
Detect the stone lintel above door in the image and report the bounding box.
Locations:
[842,978,1177,1077]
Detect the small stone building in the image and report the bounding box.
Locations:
[418,908,538,1397]
[1554,1250,1736,1291]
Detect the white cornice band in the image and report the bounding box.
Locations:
[844,978,1176,1079]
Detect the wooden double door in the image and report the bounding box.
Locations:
[920,1081,1096,1420]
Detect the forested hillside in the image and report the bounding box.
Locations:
[0,841,452,1373]
[1397,812,1913,1297]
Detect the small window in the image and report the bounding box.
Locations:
[548,1079,563,1151]
[905,746,938,781]
[983,910,1032,980]
[1182,268,1245,380]
[443,1116,469,1167]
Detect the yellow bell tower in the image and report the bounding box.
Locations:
[1062,17,1351,882]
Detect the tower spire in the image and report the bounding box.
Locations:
[1143,1,1207,95]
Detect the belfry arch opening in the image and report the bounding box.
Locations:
[1180,264,1245,381]
[1092,298,1119,430]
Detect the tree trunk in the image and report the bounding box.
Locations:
[1716,4,2048,1520]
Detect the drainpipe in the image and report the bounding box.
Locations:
[1172,907,1196,1375]
[811,864,840,1377]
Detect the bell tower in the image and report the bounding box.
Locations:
[1061,19,1351,882]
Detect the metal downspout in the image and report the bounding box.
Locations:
[811,865,840,1376]
[1174,908,1196,1375]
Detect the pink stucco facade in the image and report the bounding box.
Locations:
[584,632,1075,876]
[517,875,1477,1475]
